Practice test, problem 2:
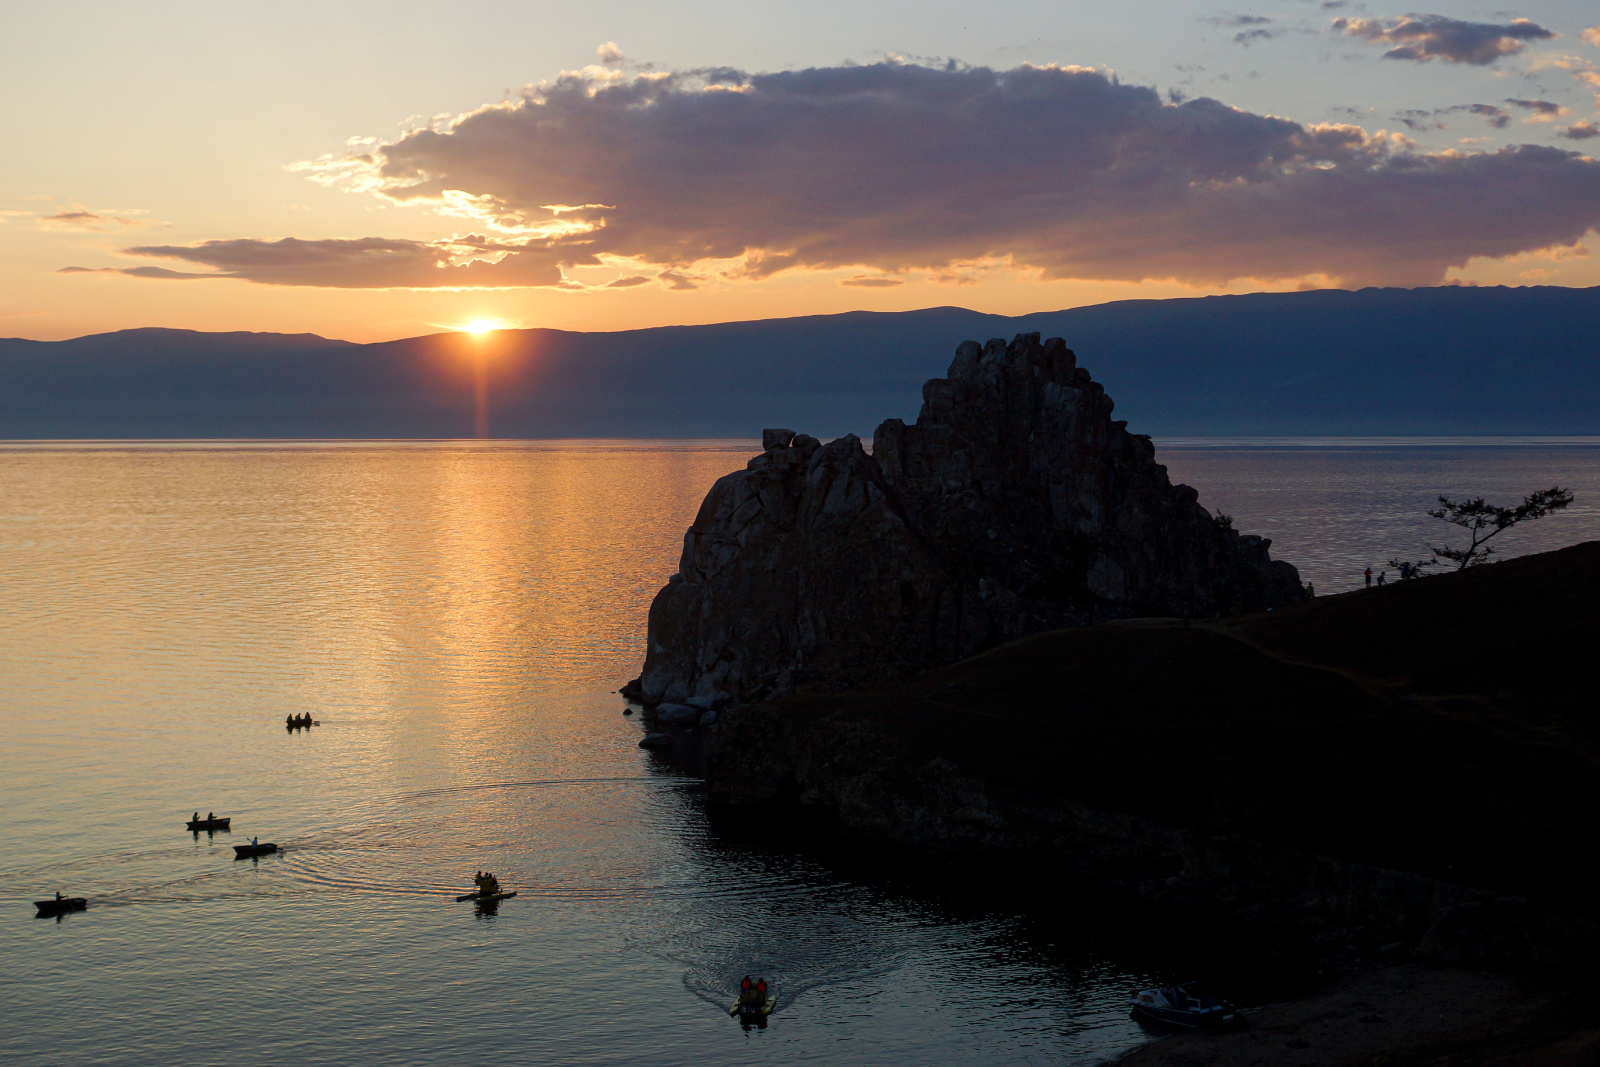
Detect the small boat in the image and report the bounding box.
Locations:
[186,817,231,831]
[729,991,776,1018]
[233,842,279,858]
[35,896,88,916]
[1130,982,1240,1029]
[454,890,518,904]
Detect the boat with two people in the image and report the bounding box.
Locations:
[455,870,517,906]
[1129,981,1241,1029]
[186,811,230,832]
[729,975,775,1019]
[233,836,279,858]
[35,892,88,917]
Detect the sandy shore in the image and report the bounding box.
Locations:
[1109,966,1600,1067]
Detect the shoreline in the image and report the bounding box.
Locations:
[1109,966,1600,1066]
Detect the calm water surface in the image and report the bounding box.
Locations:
[2,439,1597,1066]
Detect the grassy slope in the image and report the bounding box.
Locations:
[766,542,1600,912]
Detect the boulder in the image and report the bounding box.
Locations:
[652,703,700,725]
[629,333,1304,706]
[638,732,672,750]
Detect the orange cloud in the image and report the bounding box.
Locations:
[63,62,1600,291]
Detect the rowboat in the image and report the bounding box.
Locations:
[35,897,87,916]
[454,890,518,904]
[186,817,230,831]
[233,842,278,858]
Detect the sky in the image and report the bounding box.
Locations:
[3,0,1599,342]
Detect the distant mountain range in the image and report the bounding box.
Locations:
[3,285,1597,438]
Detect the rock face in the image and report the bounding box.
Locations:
[628,333,1303,708]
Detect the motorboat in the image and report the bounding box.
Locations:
[1129,982,1240,1029]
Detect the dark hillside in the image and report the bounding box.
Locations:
[708,542,1600,917]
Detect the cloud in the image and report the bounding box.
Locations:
[597,41,625,65]
[1468,103,1510,128]
[605,274,652,287]
[57,265,227,279]
[1562,122,1599,140]
[70,62,1600,290]
[1505,97,1569,123]
[840,274,905,287]
[106,235,568,288]
[1583,27,1600,47]
[39,209,159,232]
[1234,28,1281,46]
[658,270,700,291]
[1396,103,1512,130]
[1203,14,1271,27]
[1334,15,1555,65]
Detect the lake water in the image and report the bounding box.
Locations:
[2,439,1597,1067]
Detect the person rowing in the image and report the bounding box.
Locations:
[755,977,768,1005]
[739,975,754,1007]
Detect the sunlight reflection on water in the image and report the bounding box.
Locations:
[1,441,1166,1067]
[3,439,1595,1065]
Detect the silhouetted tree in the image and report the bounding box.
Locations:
[1426,486,1574,570]
[1387,557,1437,579]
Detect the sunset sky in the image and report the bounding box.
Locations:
[4,0,1599,342]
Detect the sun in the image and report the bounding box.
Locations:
[464,319,500,334]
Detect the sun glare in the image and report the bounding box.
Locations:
[464,319,500,334]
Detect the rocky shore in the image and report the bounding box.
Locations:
[1112,966,1600,1066]
[695,542,1600,970]
[625,333,1302,710]
[625,329,1599,1059]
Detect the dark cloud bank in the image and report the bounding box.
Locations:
[72,62,1600,289]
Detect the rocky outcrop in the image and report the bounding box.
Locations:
[627,332,1303,708]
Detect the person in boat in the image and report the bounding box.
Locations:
[755,978,768,1005]
[739,976,754,1006]
[251,836,258,847]
[206,812,215,821]
[193,812,200,823]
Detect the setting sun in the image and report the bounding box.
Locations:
[464,319,500,334]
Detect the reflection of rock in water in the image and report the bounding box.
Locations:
[626,833,911,1015]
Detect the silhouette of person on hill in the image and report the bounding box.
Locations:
[1364,567,1372,588]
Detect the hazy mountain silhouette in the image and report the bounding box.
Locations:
[3,285,1596,438]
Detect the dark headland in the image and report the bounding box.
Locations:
[628,332,1600,1064]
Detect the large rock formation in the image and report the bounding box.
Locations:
[627,333,1303,708]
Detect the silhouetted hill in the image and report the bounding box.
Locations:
[2,286,1597,438]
